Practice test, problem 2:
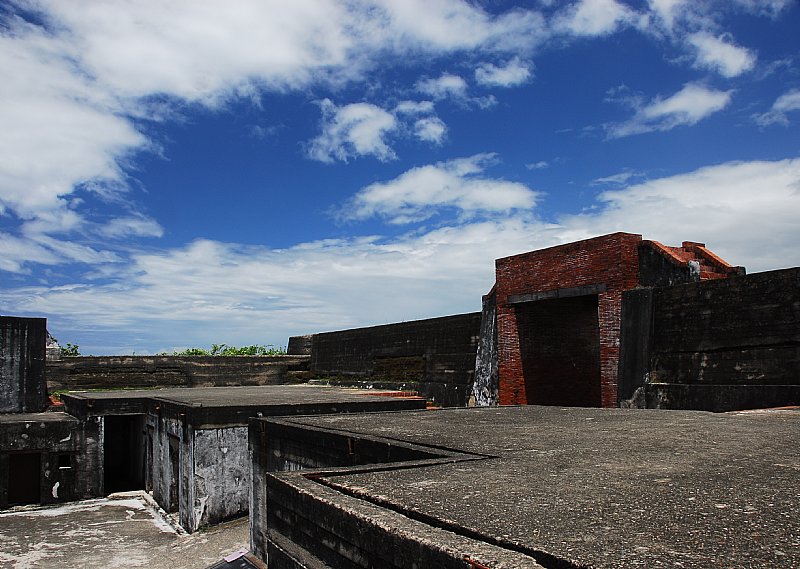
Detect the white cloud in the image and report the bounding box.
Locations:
[607,83,732,138]
[307,99,398,163]
[394,100,436,115]
[416,73,469,100]
[414,117,448,144]
[560,157,800,271]
[554,0,639,37]
[647,0,687,25]
[0,29,146,224]
[475,58,532,87]
[687,32,756,78]
[754,88,800,126]
[591,170,645,186]
[97,215,165,239]
[0,0,549,242]
[342,154,538,224]
[526,161,549,170]
[732,0,792,18]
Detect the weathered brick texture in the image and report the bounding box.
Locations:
[496,233,642,407]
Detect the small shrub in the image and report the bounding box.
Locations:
[60,343,81,357]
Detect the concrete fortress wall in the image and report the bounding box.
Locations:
[307,312,482,407]
[46,355,310,392]
[620,267,800,411]
[1,316,48,413]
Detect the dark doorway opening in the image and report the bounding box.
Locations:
[8,453,41,505]
[516,295,601,407]
[104,415,145,494]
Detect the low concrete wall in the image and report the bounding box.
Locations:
[308,313,481,407]
[46,355,310,392]
[620,267,800,411]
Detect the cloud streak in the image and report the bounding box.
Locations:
[607,83,733,138]
[341,154,538,224]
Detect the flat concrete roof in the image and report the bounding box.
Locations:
[61,385,425,426]
[0,411,78,424]
[270,405,799,568]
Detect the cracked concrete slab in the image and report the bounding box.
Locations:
[264,405,800,568]
[0,493,248,569]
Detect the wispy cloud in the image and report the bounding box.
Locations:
[687,32,756,78]
[475,58,532,88]
[526,161,550,170]
[413,117,448,144]
[307,99,398,163]
[606,82,732,138]
[416,73,469,100]
[416,73,496,108]
[553,0,639,37]
[340,154,538,224]
[97,215,164,239]
[754,88,800,126]
[591,169,646,186]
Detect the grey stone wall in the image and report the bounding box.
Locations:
[1,316,48,413]
[47,355,309,392]
[620,267,800,411]
[308,313,481,406]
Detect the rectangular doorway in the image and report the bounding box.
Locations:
[8,453,41,505]
[103,415,145,494]
[516,295,601,407]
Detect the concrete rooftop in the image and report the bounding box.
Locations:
[60,384,426,426]
[269,405,799,568]
[0,493,250,569]
[60,384,422,407]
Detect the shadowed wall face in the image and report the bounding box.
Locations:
[1,316,48,413]
[517,295,601,407]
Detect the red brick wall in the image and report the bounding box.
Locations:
[495,233,643,407]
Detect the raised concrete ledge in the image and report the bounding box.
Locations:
[267,472,546,569]
[61,385,426,427]
[254,406,800,569]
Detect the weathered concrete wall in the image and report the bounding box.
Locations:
[0,413,82,508]
[286,335,312,355]
[1,316,48,413]
[620,267,800,411]
[192,426,249,530]
[47,355,309,392]
[472,290,498,406]
[308,313,481,406]
[249,417,449,565]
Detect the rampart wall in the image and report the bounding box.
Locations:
[308,313,481,407]
[46,355,310,392]
[620,267,800,411]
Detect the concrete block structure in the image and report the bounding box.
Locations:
[0,316,84,509]
[61,386,424,532]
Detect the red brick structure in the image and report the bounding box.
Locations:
[494,233,742,407]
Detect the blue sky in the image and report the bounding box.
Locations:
[1,0,799,355]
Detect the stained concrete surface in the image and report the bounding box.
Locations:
[273,406,800,568]
[0,493,249,569]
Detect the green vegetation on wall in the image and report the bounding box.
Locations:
[164,343,286,356]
